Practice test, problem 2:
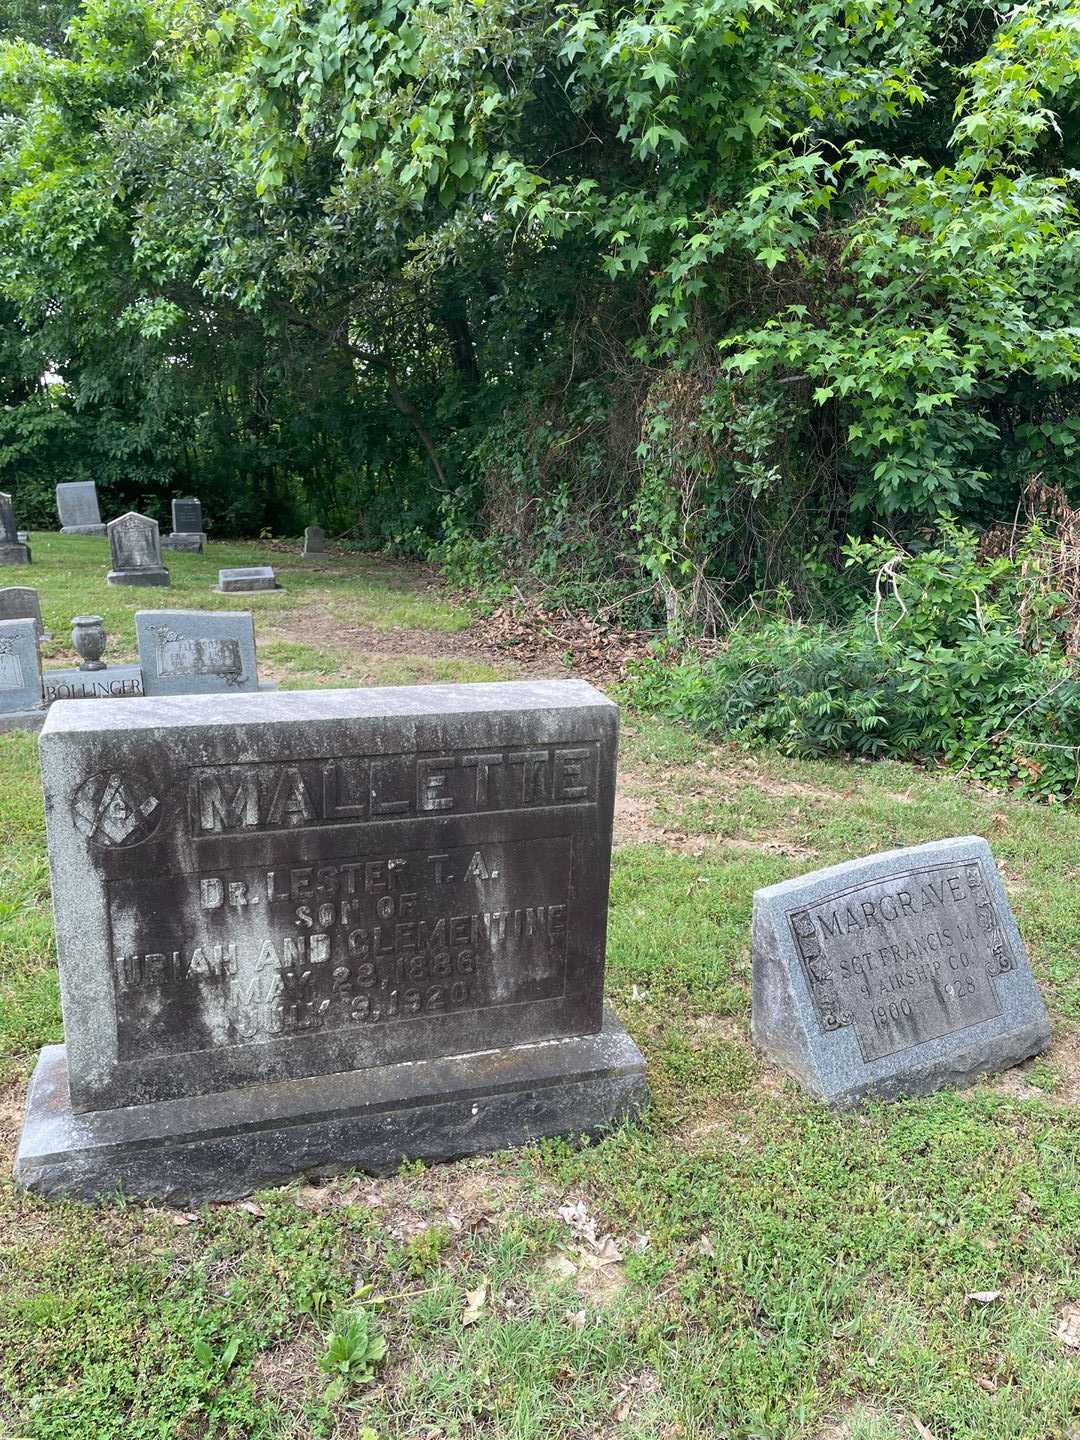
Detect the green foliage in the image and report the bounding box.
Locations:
[628,523,1080,799]
[318,1307,387,1390]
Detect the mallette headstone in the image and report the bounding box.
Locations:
[0,586,49,640]
[752,837,1050,1106]
[0,617,44,730]
[16,680,646,1201]
[107,512,170,587]
[215,565,280,593]
[136,609,259,696]
[57,481,106,537]
[303,525,327,555]
[0,492,30,564]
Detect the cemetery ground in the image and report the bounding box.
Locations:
[0,540,1078,1440]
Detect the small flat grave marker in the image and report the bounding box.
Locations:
[57,482,106,537]
[107,512,170,588]
[42,665,144,703]
[752,837,1050,1106]
[16,680,646,1201]
[215,565,280,593]
[136,609,258,695]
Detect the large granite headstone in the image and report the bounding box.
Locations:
[0,617,44,730]
[215,565,280,593]
[0,586,49,640]
[57,482,106,537]
[0,492,30,564]
[136,609,258,695]
[16,681,646,1201]
[107,512,170,587]
[752,837,1050,1106]
[303,525,327,555]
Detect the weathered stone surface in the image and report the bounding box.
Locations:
[43,665,144,703]
[0,617,43,716]
[172,497,203,534]
[0,491,30,564]
[215,565,280,593]
[37,680,619,1116]
[136,609,258,696]
[107,512,170,587]
[0,587,49,640]
[303,525,327,554]
[15,1006,646,1203]
[751,837,1050,1106]
[162,532,205,553]
[57,482,106,537]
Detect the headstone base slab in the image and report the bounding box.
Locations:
[0,706,46,733]
[14,1006,647,1204]
[213,580,281,593]
[60,525,107,538]
[0,543,30,564]
[162,533,206,553]
[107,567,171,587]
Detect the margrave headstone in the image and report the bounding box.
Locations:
[752,837,1050,1106]
[136,609,258,696]
[0,587,49,640]
[16,681,647,1201]
[57,482,106,537]
[0,617,44,731]
[107,512,170,588]
[216,565,280,593]
[0,492,30,564]
[303,525,327,555]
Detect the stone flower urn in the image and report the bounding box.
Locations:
[71,615,107,671]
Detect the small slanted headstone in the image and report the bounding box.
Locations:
[303,525,327,555]
[56,481,106,537]
[16,680,647,1201]
[0,586,49,640]
[0,492,31,564]
[751,837,1050,1106]
[42,666,144,703]
[136,609,259,695]
[163,496,206,553]
[215,565,280,593]
[0,617,44,731]
[106,512,170,587]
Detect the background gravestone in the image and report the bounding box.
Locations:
[56,482,106,537]
[0,617,44,729]
[16,680,647,1200]
[303,525,326,555]
[107,512,170,587]
[136,609,259,695]
[0,587,49,640]
[215,565,280,593]
[164,497,206,553]
[752,836,1050,1106]
[0,492,30,564]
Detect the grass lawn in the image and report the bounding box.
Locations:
[0,536,1078,1440]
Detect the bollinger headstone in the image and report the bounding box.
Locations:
[57,482,106,537]
[0,617,44,730]
[136,609,259,696]
[16,681,646,1201]
[43,666,143,703]
[215,565,280,593]
[752,837,1050,1107]
[107,512,170,587]
[0,587,49,640]
[303,525,327,555]
[0,492,30,564]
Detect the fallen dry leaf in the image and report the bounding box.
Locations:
[567,1309,586,1330]
[462,1280,487,1326]
[1054,1301,1080,1349]
[172,1212,199,1226]
[238,1201,264,1218]
[911,1419,937,1440]
[544,1253,579,1281]
[965,1289,1002,1306]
